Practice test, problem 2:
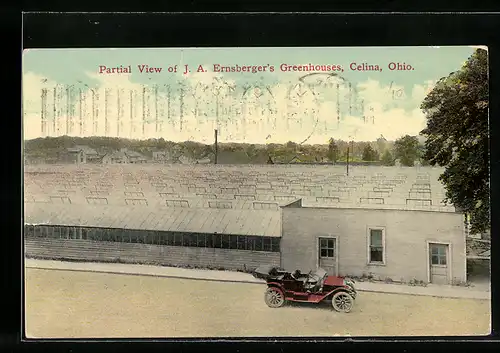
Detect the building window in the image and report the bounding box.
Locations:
[431,245,447,265]
[369,228,384,264]
[320,238,335,258]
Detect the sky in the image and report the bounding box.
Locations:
[22,46,479,144]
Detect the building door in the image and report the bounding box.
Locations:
[319,237,337,276]
[429,243,449,284]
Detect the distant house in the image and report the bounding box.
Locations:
[74,145,100,163]
[102,148,147,164]
[152,150,172,163]
[62,145,100,164]
[125,149,147,163]
[216,151,251,164]
[64,147,86,164]
[102,150,128,164]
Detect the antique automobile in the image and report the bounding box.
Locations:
[253,265,357,313]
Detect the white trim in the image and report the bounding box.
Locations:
[367,226,386,266]
[426,241,453,284]
[316,235,339,276]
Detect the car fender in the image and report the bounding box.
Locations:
[266,282,285,292]
[326,286,356,299]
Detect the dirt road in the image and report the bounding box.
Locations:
[25,268,490,338]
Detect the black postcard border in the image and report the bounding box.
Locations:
[8,11,500,352]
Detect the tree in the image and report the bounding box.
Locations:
[420,48,489,234]
[418,144,431,166]
[285,141,297,150]
[327,138,339,163]
[362,144,379,161]
[246,144,256,158]
[394,135,420,167]
[376,135,388,155]
[381,149,395,166]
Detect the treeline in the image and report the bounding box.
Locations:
[24,135,429,166]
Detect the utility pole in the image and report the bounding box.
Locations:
[66,86,70,135]
[214,129,218,164]
[79,88,84,136]
[52,87,57,136]
[142,86,146,137]
[41,88,47,136]
[346,143,350,176]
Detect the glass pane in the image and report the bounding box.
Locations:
[253,237,262,251]
[237,236,246,250]
[320,239,327,248]
[213,234,221,248]
[328,239,334,249]
[34,226,41,237]
[370,230,382,246]
[53,227,61,239]
[229,235,237,249]
[431,247,438,255]
[221,234,230,249]
[438,247,446,256]
[183,233,191,246]
[173,233,182,246]
[439,255,447,265]
[320,249,327,257]
[327,249,334,258]
[82,229,87,240]
[370,249,383,262]
[110,230,118,242]
[431,255,439,265]
[272,238,280,252]
[243,236,252,251]
[145,231,155,245]
[158,232,166,245]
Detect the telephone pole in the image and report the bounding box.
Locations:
[41,88,47,136]
[214,129,218,164]
[346,143,350,176]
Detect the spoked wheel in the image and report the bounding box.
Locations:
[331,292,354,313]
[264,287,285,308]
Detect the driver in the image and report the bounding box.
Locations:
[291,269,302,280]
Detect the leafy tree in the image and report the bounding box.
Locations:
[381,149,395,166]
[246,144,257,158]
[376,135,388,155]
[418,144,431,166]
[362,144,379,161]
[420,49,489,234]
[327,138,339,163]
[285,141,298,150]
[394,135,420,167]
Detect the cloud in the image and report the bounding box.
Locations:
[22,70,432,144]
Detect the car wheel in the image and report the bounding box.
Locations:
[264,287,285,308]
[331,292,354,313]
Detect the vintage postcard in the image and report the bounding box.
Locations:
[22,46,490,338]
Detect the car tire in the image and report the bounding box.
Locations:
[264,287,285,308]
[331,291,354,313]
